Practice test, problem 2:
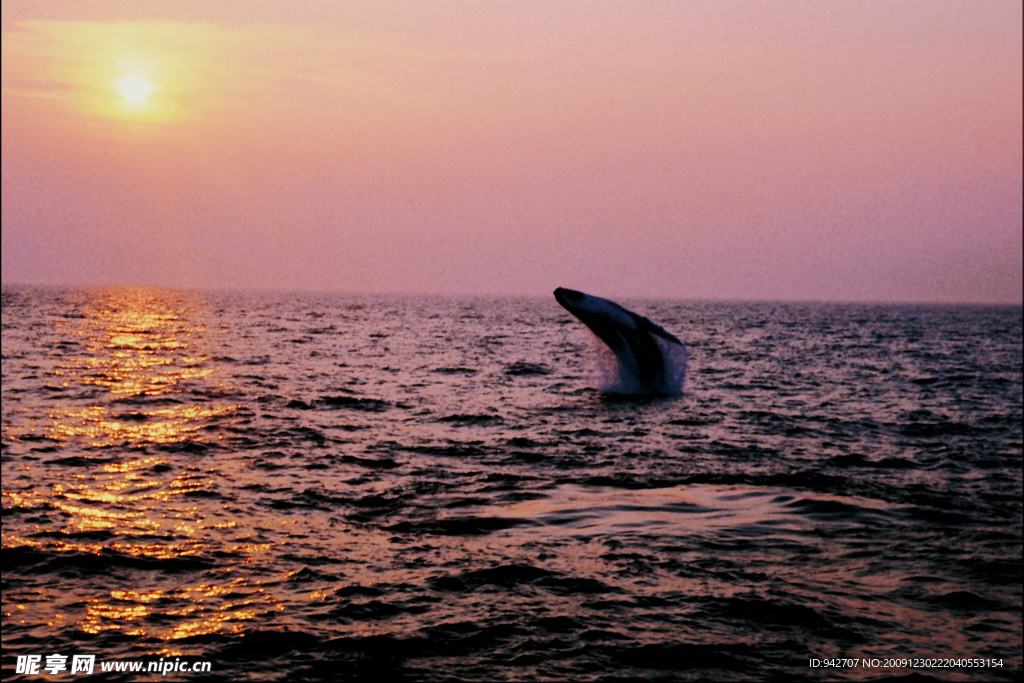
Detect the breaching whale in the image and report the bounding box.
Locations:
[554,287,686,395]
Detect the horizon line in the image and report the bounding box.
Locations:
[2,280,1021,308]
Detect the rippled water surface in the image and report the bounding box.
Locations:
[3,287,1021,681]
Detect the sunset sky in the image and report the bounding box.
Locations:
[2,1,1021,303]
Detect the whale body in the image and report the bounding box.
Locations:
[554,287,686,395]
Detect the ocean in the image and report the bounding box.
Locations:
[2,286,1021,682]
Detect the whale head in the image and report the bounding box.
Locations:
[554,288,637,331]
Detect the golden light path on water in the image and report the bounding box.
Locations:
[46,289,225,446]
[2,289,282,642]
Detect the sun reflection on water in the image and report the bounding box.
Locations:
[111,589,165,603]
[72,578,279,640]
[1,289,267,645]
[46,404,236,447]
[81,602,151,635]
[39,288,237,449]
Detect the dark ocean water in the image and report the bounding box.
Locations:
[2,286,1021,682]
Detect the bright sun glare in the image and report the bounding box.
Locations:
[119,76,154,104]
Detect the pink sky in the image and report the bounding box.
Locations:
[2,1,1021,302]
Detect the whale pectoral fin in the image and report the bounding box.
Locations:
[589,324,626,354]
[591,327,643,380]
[626,333,663,386]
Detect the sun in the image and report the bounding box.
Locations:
[118,75,154,104]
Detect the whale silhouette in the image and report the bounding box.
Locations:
[554,287,686,395]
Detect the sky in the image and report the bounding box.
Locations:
[2,1,1021,303]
